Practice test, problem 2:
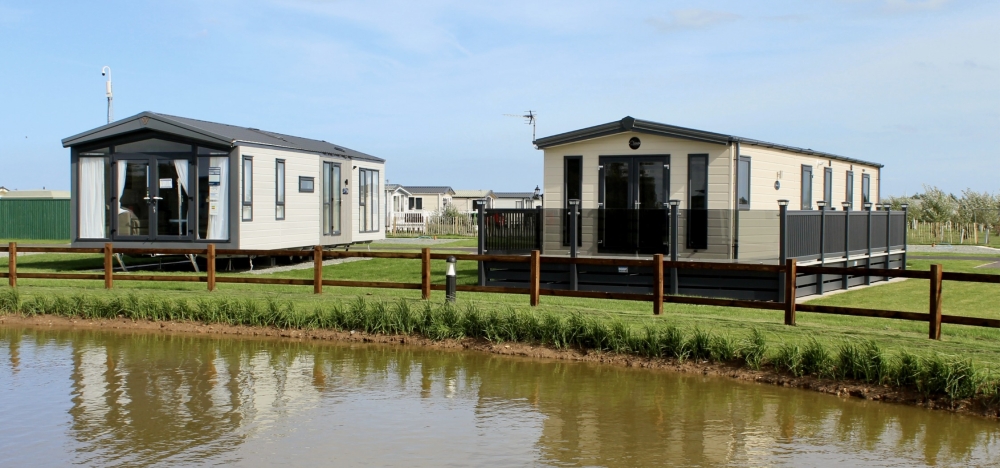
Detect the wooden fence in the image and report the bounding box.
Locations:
[2,243,999,340]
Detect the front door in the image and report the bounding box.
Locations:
[114,156,193,240]
[598,156,669,254]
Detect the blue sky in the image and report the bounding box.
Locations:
[0,0,996,196]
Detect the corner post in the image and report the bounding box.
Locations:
[207,244,216,292]
[536,205,544,254]
[929,263,943,340]
[8,242,16,288]
[313,245,323,294]
[529,250,540,307]
[784,259,797,326]
[901,204,909,270]
[421,247,431,300]
[477,201,486,286]
[777,201,788,300]
[669,200,680,295]
[653,253,664,315]
[885,205,892,276]
[104,243,113,289]
[568,199,579,291]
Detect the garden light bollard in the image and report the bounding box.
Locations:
[446,256,457,303]
[669,199,680,295]
[569,199,579,291]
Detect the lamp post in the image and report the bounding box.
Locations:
[900,203,909,270]
[816,200,827,295]
[864,202,873,284]
[842,201,851,290]
[101,66,113,124]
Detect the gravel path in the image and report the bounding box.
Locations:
[374,238,462,245]
[906,244,1000,254]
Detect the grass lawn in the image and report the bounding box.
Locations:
[3,251,1000,368]
[1,239,69,245]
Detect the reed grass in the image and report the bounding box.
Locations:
[2,287,998,407]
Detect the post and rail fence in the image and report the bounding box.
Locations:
[2,242,1000,340]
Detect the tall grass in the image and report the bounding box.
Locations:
[1,287,998,406]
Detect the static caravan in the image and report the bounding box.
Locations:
[62,111,386,250]
[535,116,883,260]
[493,191,541,209]
[402,186,455,212]
[451,190,495,212]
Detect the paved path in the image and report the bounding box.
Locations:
[907,244,1000,254]
[249,257,371,275]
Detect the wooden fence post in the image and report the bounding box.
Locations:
[8,242,16,288]
[784,259,797,326]
[207,244,216,292]
[529,250,540,306]
[314,245,323,294]
[421,247,431,300]
[104,243,113,289]
[929,263,943,340]
[653,254,664,315]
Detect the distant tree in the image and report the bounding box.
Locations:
[916,185,957,224]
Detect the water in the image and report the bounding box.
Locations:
[1,327,998,467]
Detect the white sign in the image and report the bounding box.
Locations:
[159,178,173,189]
[618,266,629,274]
[209,202,220,215]
[209,167,221,185]
[209,185,220,202]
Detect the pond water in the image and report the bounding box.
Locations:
[1,327,998,467]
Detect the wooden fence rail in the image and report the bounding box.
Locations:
[2,242,999,340]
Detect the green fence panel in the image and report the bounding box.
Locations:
[0,199,71,240]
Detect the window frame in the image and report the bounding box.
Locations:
[359,167,380,233]
[845,170,854,209]
[242,156,253,221]
[275,159,285,220]
[737,155,751,210]
[801,165,813,210]
[298,176,315,193]
[563,155,583,247]
[861,173,871,205]
[686,153,709,250]
[823,166,833,209]
[410,197,423,210]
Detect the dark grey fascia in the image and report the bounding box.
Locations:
[62,111,233,148]
[534,116,885,169]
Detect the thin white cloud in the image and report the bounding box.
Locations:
[646,9,741,33]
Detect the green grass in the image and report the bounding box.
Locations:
[2,288,998,405]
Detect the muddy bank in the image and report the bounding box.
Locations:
[2,313,998,420]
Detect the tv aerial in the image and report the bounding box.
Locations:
[504,110,537,141]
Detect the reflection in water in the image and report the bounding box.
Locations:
[1,327,998,467]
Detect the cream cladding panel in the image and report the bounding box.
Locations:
[237,147,321,250]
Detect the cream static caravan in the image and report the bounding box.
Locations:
[62,112,386,250]
[535,116,883,261]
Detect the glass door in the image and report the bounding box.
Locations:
[598,156,670,255]
[113,156,193,240]
[322,162,342,236]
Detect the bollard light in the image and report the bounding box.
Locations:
[446,256,457,303]
[864,202,873,211]
[777,199,789,207]
[842,201,851,211]
[817,200,827,210]
[669,199,681,207]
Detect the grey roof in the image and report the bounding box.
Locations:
[61,111,384,163]
[533,116,882,168]
[385,184,411,195]
[452,190,495,198]
[403,186,455,195]
[494,192,536,199]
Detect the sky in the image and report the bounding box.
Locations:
[0,0,997,196]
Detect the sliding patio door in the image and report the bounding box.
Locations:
[598,155,669,255]
[114,155,193,240]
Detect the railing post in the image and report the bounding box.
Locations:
[929,263,943,340]
[477,201,486,286]
[818,202,826,295]
[653,253,664,315]
[569,199,579,291]
[536,205,544,254]
[885,205,892,272]
[8,242,16,288]
[777,201,788,300]
[669,200,680,295]
[421,247,431,300]
[529,250,540,306]
[207,244,216,292]
[104,243,113,289]
[784,259,797,326]
[313,245,323,294]
[865,204,872,285]
[842,205,850,290]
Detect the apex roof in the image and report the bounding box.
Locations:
[452,190,495,198]
[61,111,383,163]
[494,192,537,199]
[403,186,455,195]
[533,116,882,168]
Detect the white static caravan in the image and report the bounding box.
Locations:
[62,112,386,250]
[535,116,883,260]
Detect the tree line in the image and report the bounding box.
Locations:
[884,185,1000,227]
